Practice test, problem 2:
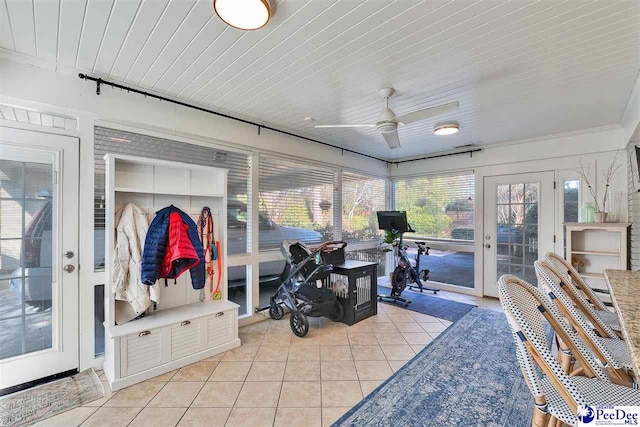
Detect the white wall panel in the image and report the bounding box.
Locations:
[76,0,115,70]
[33,0,59,61]
[58,0,87,66]
[93,0,141,74]
[0,0,15,50]
[5,0,36,56]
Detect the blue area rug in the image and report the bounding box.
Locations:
[377,285,476,322]
[334,308,533,427]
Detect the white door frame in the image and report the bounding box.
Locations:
[482,171,555,297]
[0,127,79,390]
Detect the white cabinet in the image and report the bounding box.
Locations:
[103,155,241,391]
[565,222,630,302]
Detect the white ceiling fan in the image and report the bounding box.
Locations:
[314,88,459,149]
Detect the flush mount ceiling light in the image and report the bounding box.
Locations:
[434,121,460,136]
[213,0,271,30]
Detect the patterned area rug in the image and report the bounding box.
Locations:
[377,285,476,322]
[0,370,104,427]
[334,308,533,427]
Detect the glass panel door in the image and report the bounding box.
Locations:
[0,159,54,360]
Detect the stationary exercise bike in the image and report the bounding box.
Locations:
[377,211,439,306]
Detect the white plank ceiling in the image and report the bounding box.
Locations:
[1,0,639,160]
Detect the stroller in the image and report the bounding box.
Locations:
[268,240,347,337]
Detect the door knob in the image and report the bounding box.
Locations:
[63,264,75,273]
[484,244,491,248]
[64,251,74,259]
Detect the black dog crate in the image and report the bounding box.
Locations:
[321,260,378,325]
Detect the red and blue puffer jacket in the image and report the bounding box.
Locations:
[141,205,205,289]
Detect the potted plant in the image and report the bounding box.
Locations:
[380,229,401,282]
[576,153,621,223]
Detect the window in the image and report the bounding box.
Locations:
[228,265,250,316]
[393,173,475,241]
[342,173,386,242]
[563,179,580,222]
[94,127,251,270]
[258,155,336,251]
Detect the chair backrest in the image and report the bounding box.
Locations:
[498,275,597,414]
[535,261,625,372]
[544,252,607,311]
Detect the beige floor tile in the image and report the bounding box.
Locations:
[387,313,415,323]
[238,333,265,346]
[84,381,116,407]
[80,407,142,427]
[360,380,383,397]
[278,381,321,407]
[345,322,372,334]
[254,345,289,361]
[32,406,97,427]
[284,360,321,381]
[441,320,453,326]
[367,314,392,323]
[204,352,226,362]
[240,320,270,334]
[262,333,292,346]
[287,345,320,361]
[419,322,449,333]
[191,381,243,407]
[274,407,321,427]
[350,345,386,361]
[177,407,231,427]
[104,381,166,407]
[235,381,282,408]
[225,408,277,427]
[209,361,252,382]
[395,322,424,333]
[147,382,205,407]
[290,333,323,346]
[321,406,351,427]
[409,313,442,323]
[172,361,218,382]
[128,407,186,427]
[221,345,259,362]
[148,370,178,382]
[320,360,358,381]
[318,318,347,330]
[318,331,349,346]
[320,345,352,361]
[411,343,429,353]
[380,344,415,361]
[321,381,362,407]
[268,320,293,333]
[388,359,409,373]
[369,322,399,333]
[401,332,433,345]
[246,361,286,381]
[354,360,393,381]
[374,332,407,345]
[346,333,378,346]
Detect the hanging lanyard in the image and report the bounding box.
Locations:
[198,207,214,293]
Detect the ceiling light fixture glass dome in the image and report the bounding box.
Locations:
[213,0,271,31]
[434,121,460,136]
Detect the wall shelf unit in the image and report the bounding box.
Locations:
[565,222,630,302]
[103,154,240,390]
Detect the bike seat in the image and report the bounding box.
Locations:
[415,241,427,246]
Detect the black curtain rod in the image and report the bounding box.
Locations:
[392,148,482,164]
[77,73,481,166]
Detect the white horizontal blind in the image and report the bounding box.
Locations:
[394,173,475,241]
[258,155,336,251]
[342,172,386,242]
[94,127,250,270]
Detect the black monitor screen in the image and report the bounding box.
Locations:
[377,211,412,232]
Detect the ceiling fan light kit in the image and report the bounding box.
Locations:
[213,0,271,30]
[434,121,460,136]
[314,87,459,149]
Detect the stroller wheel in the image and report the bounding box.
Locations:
[269,302,284,320]
[328,301,344,322]
[290,312,309,337]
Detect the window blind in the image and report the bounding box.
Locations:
[393,173,475,241]
[94,127,250,270]
[342,172,386,242]
[258,155,336,251]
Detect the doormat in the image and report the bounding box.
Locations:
[0,369,104,427]
[377,285,475,322]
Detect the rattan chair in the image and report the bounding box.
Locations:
[545,252,621,336]
[498,275,640,426]
[535,261,635,387]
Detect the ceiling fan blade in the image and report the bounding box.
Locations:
[394,101,459,125]
[382,130,401,149]
[314,124,376,128]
